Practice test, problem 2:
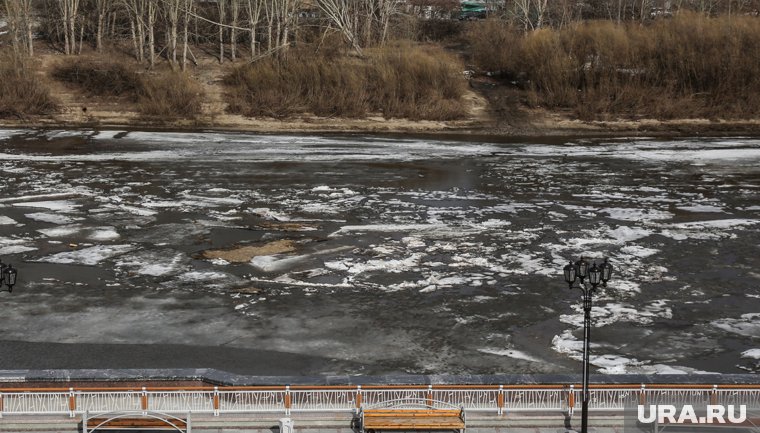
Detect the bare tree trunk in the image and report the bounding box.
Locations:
[95,0,112,52]
[231,0,239,60]
[69,0,80,55]
[217,0,227,63]
[246,0,262,56]
[265,0,274,52]
[165,0,180,64]
[147,0,156,67]
[78,15,84,54]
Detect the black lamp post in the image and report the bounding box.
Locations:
[0,260,18,293]
[562,257,613,433]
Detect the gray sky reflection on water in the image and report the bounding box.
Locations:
[0,129,759,375]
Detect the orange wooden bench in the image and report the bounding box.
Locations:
[360,400,466,433]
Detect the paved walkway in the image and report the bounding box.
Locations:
[0,412,627,433]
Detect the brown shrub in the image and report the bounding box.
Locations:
[467,14,760,120]
[51,58,141,98]
[225,45,467,120]
[0,53,58,118]
[137,71,204,118]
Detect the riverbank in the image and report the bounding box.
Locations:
[4,108,760,138]
[2,44,760,138]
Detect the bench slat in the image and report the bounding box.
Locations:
[88,417,187,429]
[363,408,464,431]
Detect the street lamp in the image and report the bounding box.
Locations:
[562,256,613,433]
[0,260,18,293]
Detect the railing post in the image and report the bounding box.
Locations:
[68,388,76,418]
[0,391,4,418]
[141,387,148,415]
[355,385,363,414]
[497,385,504,416]
[426,385,433,408]
[284,386,291,416]
[213,386,220,416]
[639,384,647,405]
[711,385,718,405]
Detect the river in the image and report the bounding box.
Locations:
[0,129,759,375]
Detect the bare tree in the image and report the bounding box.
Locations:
[163,0,181,63]
[94,0,113,52]
[317,0,363,54]
[2,0,34,57]
[230,0,240,60]
[513,0,548,29]
[216,0,227,62]
[57,0,82,54]
[245,0,263,56]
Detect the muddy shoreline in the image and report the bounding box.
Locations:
[3,117,760,143]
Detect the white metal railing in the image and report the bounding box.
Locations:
[2,385,760,418]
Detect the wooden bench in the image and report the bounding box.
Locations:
[360,399,466,433]
[83,411,190,432]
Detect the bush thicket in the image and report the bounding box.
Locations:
[467,14,760,119]
[225,45,467,121]
[51,59,204,119]
[0,53,58,118]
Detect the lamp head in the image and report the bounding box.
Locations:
[563,261,577,288]
[588,261,601,286]
[600,258,613,286]
[575,256,589,282]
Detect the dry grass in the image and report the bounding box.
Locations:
[51,58,141,97]
[50,59,204,119]
[225,45,467,120]
[0,53,58,118]
[467,14,760,120]
[137,71,204,118]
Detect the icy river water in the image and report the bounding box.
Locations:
[1,129,759,375]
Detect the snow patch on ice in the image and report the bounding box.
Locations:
[12,200,80,213]
[712,313,760,337]
[39,245,135,265]
[478,348,542,363]
[604,208,673,222]
[560,300,671,328]
[25,212,81,224]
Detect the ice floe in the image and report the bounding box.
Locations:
[39,244,135,265]
[25,212,81,224]
[12,200,81,213]
[560,300,672,328]
[712,313,760,337]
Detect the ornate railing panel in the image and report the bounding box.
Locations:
[76,391,142,413]
[290,390,356,412]
[1,392,70,415]
[147,391,215,413]
[217,390,285,413]
[1,386,760,417]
